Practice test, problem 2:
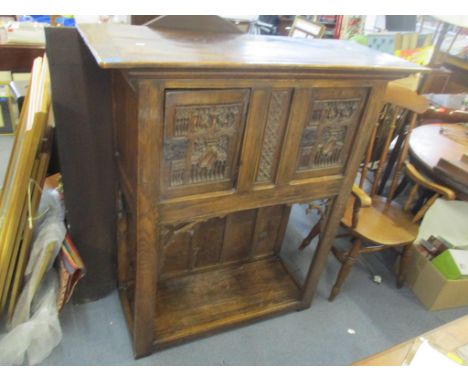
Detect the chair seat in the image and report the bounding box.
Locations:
[341,195,419,246]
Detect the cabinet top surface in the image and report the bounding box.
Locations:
[77,23,426,75]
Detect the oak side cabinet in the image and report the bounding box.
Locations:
[77,23,423,358]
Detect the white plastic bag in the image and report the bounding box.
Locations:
[0,187,66,365]
[10,188,66,327]
[0,272,62,365]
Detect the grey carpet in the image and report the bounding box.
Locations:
[2,133,466,365]
[40,204,468,365]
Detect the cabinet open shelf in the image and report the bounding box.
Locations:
[152,257,302,349]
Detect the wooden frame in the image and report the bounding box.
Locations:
[0,55,53,318]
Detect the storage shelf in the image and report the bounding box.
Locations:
[153,257,302,349]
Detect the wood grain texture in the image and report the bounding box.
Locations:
[353,315,468,365]
[158,205,290,280]
[153,257,301,349]
[0,44,45,72]
[221,209,257,262]
[113,71,139,198]
[77,23,426,76]
[132,80,162,358]
[409,124,468,200]
[341,195,419,246]
[159,174,343,224]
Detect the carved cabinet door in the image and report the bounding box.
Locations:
[293,87,369,179]
[162,89,250,199]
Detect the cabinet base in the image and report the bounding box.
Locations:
[120,255,304,355]
[151,256,302,350]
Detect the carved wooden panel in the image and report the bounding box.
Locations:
[295,87,369,178]
[160,229,191,276]
[221,209,257,262]
[163,89,250,198]
[193,217,225,268]
[250,205,285,255]
[256,90,292,184]
[159,205,290,279]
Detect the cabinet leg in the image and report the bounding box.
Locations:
[131,79,162,358]
[132,227,158,358]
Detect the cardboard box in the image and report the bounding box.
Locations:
[405,246,468,311]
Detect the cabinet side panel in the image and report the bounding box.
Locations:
[113,71,138,199]
[46,27,116,301]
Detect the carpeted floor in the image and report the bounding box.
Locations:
[2,134,467,365]
[40,204,468,365]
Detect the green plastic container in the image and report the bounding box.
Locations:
[432,249,468,281]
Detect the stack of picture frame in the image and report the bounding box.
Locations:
[0,55,54,320]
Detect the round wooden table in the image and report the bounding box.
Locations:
[409,123,468,200]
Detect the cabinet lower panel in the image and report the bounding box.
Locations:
[152,256,301,349]
[160,205,289,279]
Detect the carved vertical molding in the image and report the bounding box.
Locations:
[256,90,291,183]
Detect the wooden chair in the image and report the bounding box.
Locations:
[299,82,456,301]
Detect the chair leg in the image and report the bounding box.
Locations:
[298,219,321,250]
[397,244,412,288]
[329,238,362,302]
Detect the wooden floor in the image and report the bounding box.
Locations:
[153,257,301,348]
